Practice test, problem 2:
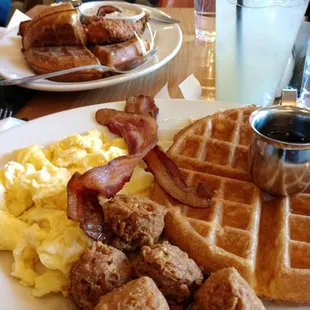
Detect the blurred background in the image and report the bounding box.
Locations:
[0,0,195,27]
[1,0,308,28]
[1,0,309,28]
[7,0,194,16]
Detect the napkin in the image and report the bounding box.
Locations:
[179,74,202,100]
[154,83,171,99]
[155,74,202,100]
[4,9,30,38]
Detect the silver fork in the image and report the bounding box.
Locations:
[0,48,158,86]
[0,108,12,120]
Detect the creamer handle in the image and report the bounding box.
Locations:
[280,89,297,106]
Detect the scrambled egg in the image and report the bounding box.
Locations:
[0,129,154,297]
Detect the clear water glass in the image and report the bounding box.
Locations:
[216,0,309,106]
[194,0,216,42]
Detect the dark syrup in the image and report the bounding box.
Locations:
[262,130,310,143]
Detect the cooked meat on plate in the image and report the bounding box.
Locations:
[83,14,149,45]
[192,267,265,310]
[133,241,203,302]
[102,195,167,251]
[68,242,132,310]
[94,277,170,310]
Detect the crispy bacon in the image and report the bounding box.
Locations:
[123,95,212,208]
[80,155,145,197]
[67,109,158,240]
[144,146,212,208]
[95,109,157,154]
[125,96,159,118]
[67,173,106,241]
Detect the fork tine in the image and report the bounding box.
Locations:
[2,109,8,119]
[114,48,158,73]
[0,108,12,120]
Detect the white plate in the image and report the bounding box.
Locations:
[0,99,307,310]
[0,4,182,92]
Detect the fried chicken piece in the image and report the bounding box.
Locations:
[102,195,167,251]
[133,241,203,302]
[68,242,132,310]
[94,277,170,310]
[192,267,265,310]
[83,14,150,45]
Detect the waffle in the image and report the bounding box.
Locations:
[22,3,86,50]
[168,106,256,182]
[23,46,102,82]
[151,106,310,304]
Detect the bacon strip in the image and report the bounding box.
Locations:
[144,146,212,207]
[67,173,107,241]
[124,95,212,208]
[95,108,157,154]
[67,109,158,240]
[125,95,159,118]
[81,155,145,197]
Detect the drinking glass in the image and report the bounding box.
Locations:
[194,0,216,42]
[216,0,309,106]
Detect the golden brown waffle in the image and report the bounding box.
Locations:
[23,46,102,82]
[169,106,257,182]
[151,106,310,304]
[22,3,86,50]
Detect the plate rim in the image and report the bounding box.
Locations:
[0,99,243,140]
